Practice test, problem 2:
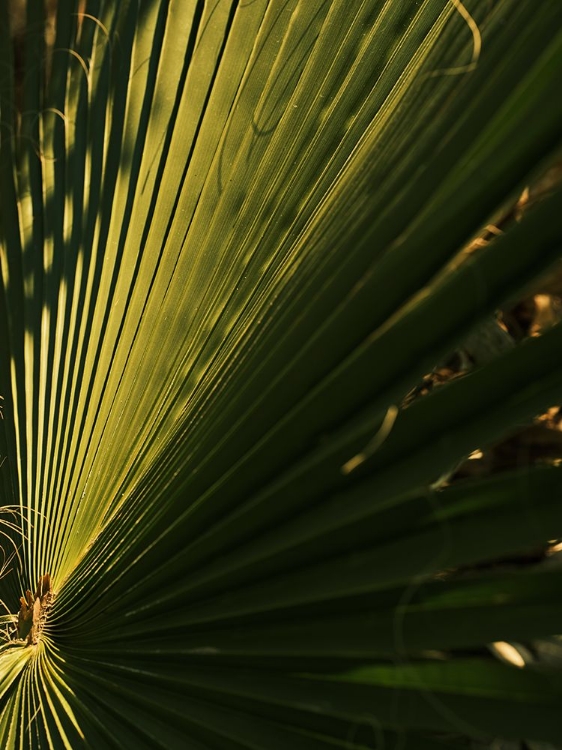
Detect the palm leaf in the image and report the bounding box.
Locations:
[2,0,562,746]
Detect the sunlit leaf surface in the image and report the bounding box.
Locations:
[1,0,562,747]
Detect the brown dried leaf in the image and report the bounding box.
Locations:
[16,574,52,644]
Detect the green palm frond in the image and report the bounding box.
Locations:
[2,0,562,747]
